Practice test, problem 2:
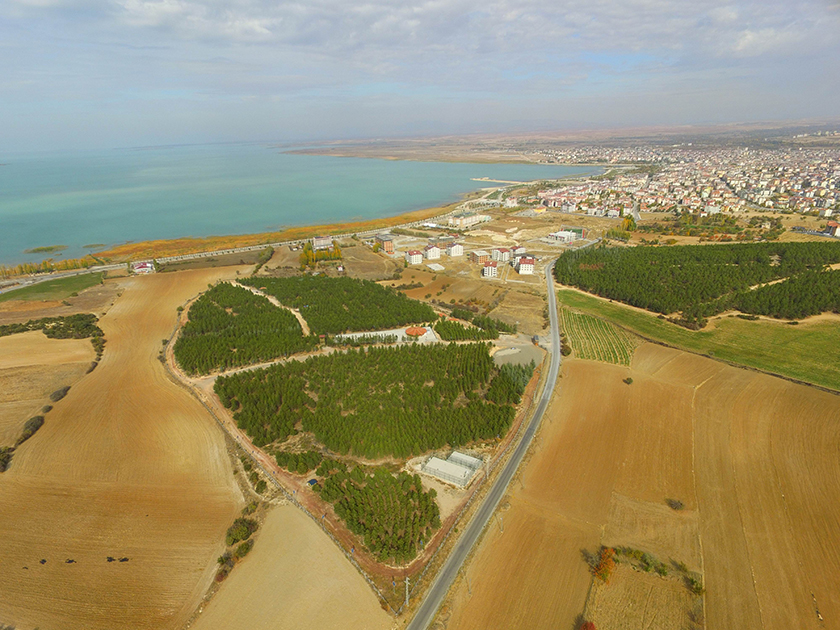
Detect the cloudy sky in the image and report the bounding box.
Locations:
[2,0,839,150]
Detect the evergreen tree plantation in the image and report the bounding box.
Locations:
[215,343,534,457]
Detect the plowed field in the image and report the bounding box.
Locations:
[0,269,246,630]
[0,332,95,446]
[191,505,393,630]
[444,344,840,630]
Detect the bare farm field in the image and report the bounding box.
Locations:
[443,344,840,630]
[0,268,250,630]
[190,505,393,630]
[0,331,95,447]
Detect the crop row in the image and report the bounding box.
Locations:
[559,308,638,366]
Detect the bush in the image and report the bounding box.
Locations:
[593,547,616,582]
[623,377,633,385]
[0,447,13,473]
[255,479,267,494]
[686,576,705,596]
[17,416,45,445]
[235,539,254,559]
[665,498,684,510]
[241,501,258,516]
[49,386,71,402]
[225,517,258,546]
[41,405,53,413]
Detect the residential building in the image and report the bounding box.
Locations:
[470,250,490,264]
[516,256,535,275]
[446,242,464,257]
[405,250,423,265]
[424,244,441,260]
[482,261,498,278]
[491,247,511,262]
[312,235,332,251]
[375,233,395,253]
[449,213,491,229]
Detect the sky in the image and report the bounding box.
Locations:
[2,0,839,151]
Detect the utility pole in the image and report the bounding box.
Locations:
[405,576,410,609]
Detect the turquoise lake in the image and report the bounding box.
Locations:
[0,143,597,265]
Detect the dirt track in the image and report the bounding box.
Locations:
[445,344,840,630]
[0,269,246,630]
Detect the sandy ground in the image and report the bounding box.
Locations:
[443,344,840,630]
[0,332,95,447]
[190,505,393,630]
[0,268,247,630]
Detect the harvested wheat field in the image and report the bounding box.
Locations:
[0,268,249,630]
[0,332,95,446]
[191,504,393,630]
[444,345,840,630]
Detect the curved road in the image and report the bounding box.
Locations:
[407,260,562,630]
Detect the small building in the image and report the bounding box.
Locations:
[491,248,511,262]
[405,250,423,265]
[312,235,332,251]
[512,246,527,256]
[470,250,490,264]
[516,256,535,275]
[132,261,155,274]
[818,208,834,218]
[421,451,484,487]
[482,261,498,278]
[549,230,578,243]
[826,221,840,237]
[424,244,441,260]
[375,233,395,253]
[446,242,464,257]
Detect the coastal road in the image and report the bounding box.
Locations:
[406,259,562,630]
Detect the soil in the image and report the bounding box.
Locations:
[0,268,248,630]
[444,344,840,630]
[189,505,393,630]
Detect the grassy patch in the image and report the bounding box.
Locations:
[558,288,840,391]
[0,273,103,303]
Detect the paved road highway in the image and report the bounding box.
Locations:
[406,259,562,630]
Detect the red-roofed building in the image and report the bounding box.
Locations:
[405,250,423,265]
[482,261,498,278]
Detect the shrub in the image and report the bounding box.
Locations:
[686,576,705,596]
[593,547,616,582]
[50,386,71,402]
[241,501,258,516]
[579,623,597,630]
[225,517,258,546]
[235,539,254,559]
[623,377,633,385]
[41,405,53,413]
[255,479,267,494]
[0,447,13,473]
[665,498,685,510]
[17,416,45,445]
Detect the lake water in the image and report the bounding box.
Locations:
[0,143,597,265]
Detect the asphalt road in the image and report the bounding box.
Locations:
[406,260,562,630]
